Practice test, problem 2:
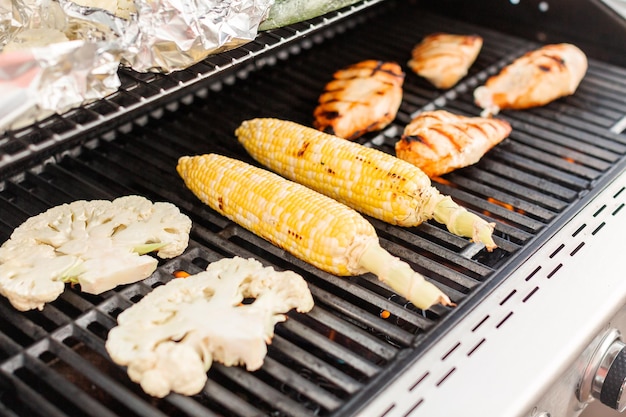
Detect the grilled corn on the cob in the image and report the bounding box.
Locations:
[235,118,497,250]
[177,153,453,310]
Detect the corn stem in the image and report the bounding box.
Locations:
[357,241,453,310]
[432,195,496,251]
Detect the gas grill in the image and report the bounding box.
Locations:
[1,1,626,416]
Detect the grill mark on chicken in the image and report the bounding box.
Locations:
[537,53,566,72]
[371,60,404,79]
[431,125,464,152]
[403,134,428,145]
[313,60,404,140]
[396,110,511,177]
[408,33,483,89]
[474,43,587,115]
[544,53,566,67]
[317,110,340,121]
[467,122,493,141]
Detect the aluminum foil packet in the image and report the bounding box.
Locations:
[128,0,273,73]
[0,41,121,132]
[0,0,274,133]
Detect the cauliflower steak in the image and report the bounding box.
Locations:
[105,257,314,398]
[0,195,192,311]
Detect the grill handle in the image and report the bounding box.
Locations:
[579,328,626,412]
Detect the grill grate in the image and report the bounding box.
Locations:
[2,1,626,416]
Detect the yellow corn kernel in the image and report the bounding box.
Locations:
[176,154,453,310]
[177,153,375,276]
[235,118,496,251]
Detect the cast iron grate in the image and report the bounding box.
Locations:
[1,2,626,417]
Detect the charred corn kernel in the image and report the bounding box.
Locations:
[177,154,453,310]
[177,154,372,276]
[235,118,496,251]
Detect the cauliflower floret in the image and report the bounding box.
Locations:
[110,197,192,258]
[0,242,79,311]
[0,195,192,311]
[130,342,206,398]
[105,257,314,398]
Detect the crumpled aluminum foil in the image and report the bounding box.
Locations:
[128,0,273,73]
[0,41,121,131]
[0,0,273,133]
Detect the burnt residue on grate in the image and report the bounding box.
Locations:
[2,2,626,417]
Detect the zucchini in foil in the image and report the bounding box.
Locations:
[259,0,362,30]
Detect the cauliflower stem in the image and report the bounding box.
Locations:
[133,242,171,255]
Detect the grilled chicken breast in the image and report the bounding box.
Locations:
[474,43,587,116]
[313,60,405,140]
[395,110,512,177]
[408,33,483,89]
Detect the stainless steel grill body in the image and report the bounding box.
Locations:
[362,167,626,417]
[1,1,625,416]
